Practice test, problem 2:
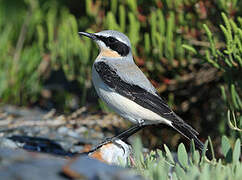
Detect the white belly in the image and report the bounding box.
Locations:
[92,67,171,126]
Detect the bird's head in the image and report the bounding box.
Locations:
[79,30,132,59]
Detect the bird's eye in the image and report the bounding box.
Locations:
[107,37,117,43]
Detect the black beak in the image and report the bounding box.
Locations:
[78,32,97,40]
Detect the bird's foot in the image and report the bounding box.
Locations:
[89,136,124,153]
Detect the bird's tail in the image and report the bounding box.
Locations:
[171,119,204,151]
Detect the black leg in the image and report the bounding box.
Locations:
[100,124,145,145]
[88,124,146,153]
[115,124,145,140]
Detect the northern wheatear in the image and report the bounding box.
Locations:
[79,30,204,150]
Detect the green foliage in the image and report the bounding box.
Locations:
[177,143,189,169]
[132,137,242,180]
[204,13,242,133]
[1,0,241,115]
[1,0,220,108]
[0,0,93,107]
[221,135,233,163]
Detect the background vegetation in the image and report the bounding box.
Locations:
[0,0,241,175]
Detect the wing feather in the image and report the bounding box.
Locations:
[95,61,176,121]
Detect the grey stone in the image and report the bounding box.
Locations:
[0,138,19,149]
[0,148,66,180]
[65,155,143,180]
[0,148,143,180]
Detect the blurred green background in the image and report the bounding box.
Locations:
[0,0,241,154]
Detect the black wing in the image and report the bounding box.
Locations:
[94,61,175,119]
[94,61,204,150]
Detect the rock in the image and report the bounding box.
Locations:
[0,138,19,149]
[62,155,142,180]
[0,105,143,179]
[0,147,143,180]
[0,148,66,180]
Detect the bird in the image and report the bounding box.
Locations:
[79,30,204,151]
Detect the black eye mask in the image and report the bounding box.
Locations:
[97,36,130,56]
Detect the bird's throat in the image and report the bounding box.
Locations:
[98,49,121,58]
